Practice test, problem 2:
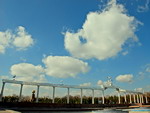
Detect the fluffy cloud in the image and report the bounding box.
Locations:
[13,26,34,50]
[64,0,140,60]
[0,26,34,54]
[80,82,91,87]
[42,56,89,78]
[116,74,133,83]
[0,30,12,54]
[97,80,103,85]
[10,63,46,82]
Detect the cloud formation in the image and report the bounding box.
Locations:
[42,56,89,78]
[97,80,103,85]
[137,0,150,13]
[0,26,34,54]
[10,63,46,82]
[80,82,91,87]
[0,30,12,54]
[13,26,34,50]
[64,0,140,60]
[146,65,150,72]
[135,87,143,92]
[116,74,133,83]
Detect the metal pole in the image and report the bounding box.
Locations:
[102,90,105,104]
[67,88,70,104]
[19,84,23,102]
[36,85,40,103]
[80,89,83,104]
[92,89,94,104]
[0,82,5,101]
[118,91,121,104]
[52,87,55,103]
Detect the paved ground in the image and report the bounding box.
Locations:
[0,110,20,113]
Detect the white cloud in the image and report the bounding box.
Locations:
[122,51,129,56]
[0,26,34,54]
[97,80,103,85]
[137,0,150,12]
[135,88,143,92]
[116,74,133,83]
[0,30,12,54]
[0,75,9,79]
[13,26,34,50]
[146,65,150,72]
[64,0,140,60]
[42,56,89,78]
[80,82,91,87]
[10,63,46,82]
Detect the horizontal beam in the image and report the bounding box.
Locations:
[2,79,104,90]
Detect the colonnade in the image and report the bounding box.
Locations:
[118,91,148,104]
[0,79,149,104]
[0,81,102,104]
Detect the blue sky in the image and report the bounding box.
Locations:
[0,0,150,96]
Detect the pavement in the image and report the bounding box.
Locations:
[0,109,20,113]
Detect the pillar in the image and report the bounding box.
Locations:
[118,91,121,104]
[133,94,136,103]
[19,84,23,102]
[0,82,5,101]
[52,86,55,103]
[67,88,70,104]
[92,89,94,104]
[36,85,40,103]
[141,95,144,103]
[124,93,127,103]
[129,94,132,103]
[145,95,148,103]
[139,95,142,103]
[137,94,139,103]
[80,89,83,104]
[102,90,105,104]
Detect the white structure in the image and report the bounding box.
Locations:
[0,79,146,104]
[0,79,104,104]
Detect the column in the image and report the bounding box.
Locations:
[36,85,40,103]
[124,93,127,103]
[67,88,70,104]
[141,95,144,103]
[52,86,55,103]
[80,88,83,104]
[92,89,94,104]
[102,90,105,104]
[133,94,136,103]
[118,91,121,104]
[0,82,5,101]
[137,94,139,103]
[19,84,23,102]
[145,95,148,103]
[139,95,142,103]
[129,94,132,103]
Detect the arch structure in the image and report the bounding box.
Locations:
[0,79,148,104]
